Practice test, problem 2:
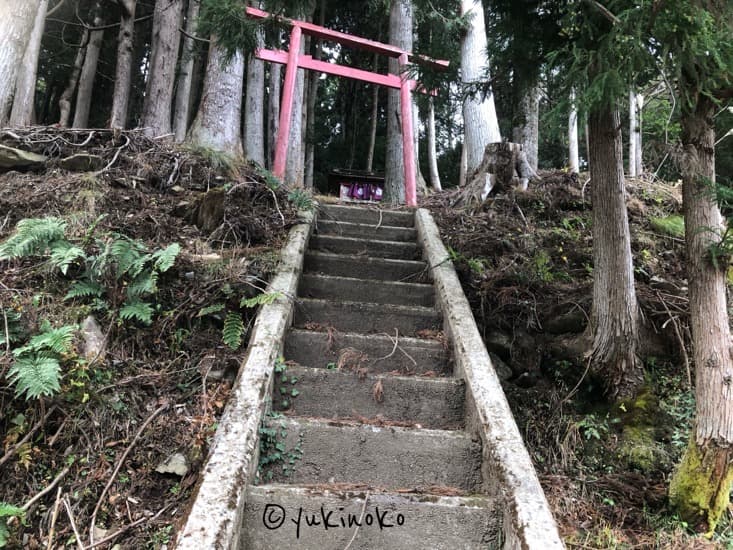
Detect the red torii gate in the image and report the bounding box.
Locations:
[246,7,448,207]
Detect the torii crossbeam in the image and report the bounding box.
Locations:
[247,7,448,207]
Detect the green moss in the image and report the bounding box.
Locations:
[669,440,733,534]
[650,215,685,238]
[618,424,670,473]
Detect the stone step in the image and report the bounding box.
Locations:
[319,204,415,227]
[283,329,450,376]
[317,220,417,243]
[258,418,482,491]
[304,252,429,283]
[273,365,464,429]
[293,298,441,336]
[299,273,434,307]
[242,485,500,550]
[309,234,420,260]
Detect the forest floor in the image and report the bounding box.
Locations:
[0,128,729,549]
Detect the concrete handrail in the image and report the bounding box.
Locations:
[175,210,315,550]
[415,209,564,549]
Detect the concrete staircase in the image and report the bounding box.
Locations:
[241,205,501,549]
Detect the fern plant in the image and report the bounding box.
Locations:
[0,310,24,348]
[9,321,76,400]
[222,312,244,350]
[0,218,67,259]
[197,292,282,350]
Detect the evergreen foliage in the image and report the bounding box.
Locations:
[222,311,245,350]
[0,503,24,548]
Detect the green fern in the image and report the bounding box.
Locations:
[0,502,24,548]
[119,300,154,325]
[65,280,104,301]
[197,303,226,317]
[222,311,245,350]
[152,243,180,273]
[109,236,150,279]
[49,241,86,275]
[0,217,67,259]
[240,292,282,308]
[13,324,76,357]
[7,353,62,400]
[127,272,158,299]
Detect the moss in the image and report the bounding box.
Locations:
[650,214,685,237]
[618,424,670,473]
[669,439,733,534]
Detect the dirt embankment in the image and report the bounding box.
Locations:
[0,128,300,549]
[425,172,719,547]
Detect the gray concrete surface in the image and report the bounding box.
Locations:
[309,234,420,260]
[241,485,501,550]
[304,251,429,282]
[319,204,415,227]
[262,417,483,491]
[283,329,450,375]
[317,219,417,241]
[293,297,441,335]
[299,273,435,307]
[273,364,465,429]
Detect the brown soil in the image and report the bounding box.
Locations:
[0,129,299,549]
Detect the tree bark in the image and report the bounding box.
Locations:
[669,93,733,533]
[173,0,199,141]
[588,105,642,401]
[9,0,48,126]
[384,0,412,204]
[244,0,266,165]
[628,91,643,177]
[72,10,104,128]
[304,0,324,188]
[58,29,88,127]
[460,0,501,175]
[366,83,379,172]
[186,39,244,156]
[568,90,580,173]
[0,0,42,125]
[267,61,281,169]
[427,97,442,191]
[110,0,137,129]
[512,83,540,172]
[142,0,183,138]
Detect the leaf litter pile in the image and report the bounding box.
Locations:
[424,173,724,548]
[0,128,302,548]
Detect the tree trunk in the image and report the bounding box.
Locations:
[512,83,540,172]
[366,83,379,172]
[460,0,501,175]
[414,101,428,196]
[628,91,643,177]
[568,90,580,173]
[110,0,137,129]
[173,0,199,141]
[142,0,183,138]
[427,97,442,191]
[72,10,104,128]
[244,0,266,165]
[304,0,324,189]
[384,0,412,204]
[267,61,281,169]
[9,0,48,126]
[669,93,733,533]
[58,29,88,127]
[459,139,467,186]
[0,0,40,125]
[186,39,244,156]
[588,105,642,401]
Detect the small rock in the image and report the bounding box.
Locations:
[60,153,105,172]
[93,525,108,542]
[156,452,189,477]
[170,185,185,193]
[81,315,105,363]
[544,309,587,334]
[485,331,512,361]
